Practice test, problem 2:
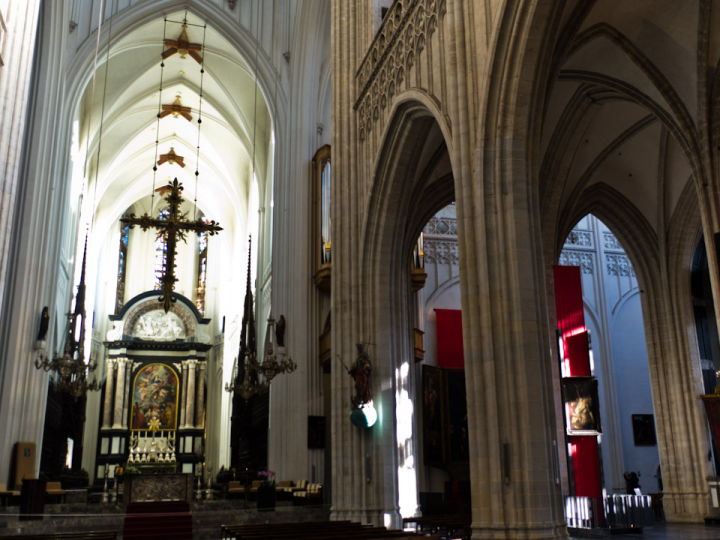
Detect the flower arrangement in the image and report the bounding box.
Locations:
[124,466,142,476]
[257,470,276,489]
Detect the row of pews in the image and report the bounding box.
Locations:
[9,533,116,540]
[221,520,440,540]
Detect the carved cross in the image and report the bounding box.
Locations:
[121,179,222,312]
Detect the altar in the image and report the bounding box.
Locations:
[124,473,193,504]
[96,291,213,482]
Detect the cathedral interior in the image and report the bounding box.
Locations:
[2,1,720,539]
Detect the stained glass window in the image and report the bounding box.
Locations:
[115,212,131,313]
[196,215,209,314]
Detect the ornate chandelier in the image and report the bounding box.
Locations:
[224,240,296,400]
[35,242,101,400]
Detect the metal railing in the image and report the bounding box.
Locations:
[565,495,654,530]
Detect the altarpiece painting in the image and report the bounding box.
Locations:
[131,363,179,431]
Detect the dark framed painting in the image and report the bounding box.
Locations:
[422,365,445,465]
[307,416,326,449]
[130,363,179,431]
[446,369,469,463]
[562,377,602,435]
[631,414,656,446]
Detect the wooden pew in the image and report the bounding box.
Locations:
[13,533,116,540]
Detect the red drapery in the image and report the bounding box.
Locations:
[553,265,602,499]
[435,309,464,369]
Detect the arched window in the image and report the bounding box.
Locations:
[115,213,131,313]
[153,209,170,290]
[196,215,209,314]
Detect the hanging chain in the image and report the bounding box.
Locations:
[194,23,208,222]
[151,20,168,211]
[90,11,114,232]
[251,2,260,180]
[82,0,105,180]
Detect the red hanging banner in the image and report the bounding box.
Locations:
[435,309,464,369]
[553,265,602,499]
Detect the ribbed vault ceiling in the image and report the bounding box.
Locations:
[541,0,704,245]
[80,10,272,232]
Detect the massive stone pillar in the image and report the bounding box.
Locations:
[112,358,127,429]
[184,359,197,429]
[102,359,117,429]
[0,0,67,485]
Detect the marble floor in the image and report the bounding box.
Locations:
[568,523,720,539]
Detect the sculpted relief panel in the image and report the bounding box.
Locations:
[131,311,186,341]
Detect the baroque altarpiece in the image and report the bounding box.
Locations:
[96,292,211,478]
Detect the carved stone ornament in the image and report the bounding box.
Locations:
[131,310,187,341]
[354,0,447,140]
[565,230,592,248]
[227,0,237,9]
[559,250,594,275]
[606,254,635,277]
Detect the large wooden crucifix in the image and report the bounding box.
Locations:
[121,178,222,312]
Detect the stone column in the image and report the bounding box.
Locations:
[194,361,206,428]
[112,358,127,429]
[122,360,134,428]
[184,360,197,429]
[179,361,188,428]
[102,359,117,429]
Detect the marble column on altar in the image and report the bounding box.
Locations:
[112,358,127,429]
[184,360,197,429]
[194,361,206,428]
[122,360,134,428]
[102,359,117,429]
[180,361,189,428]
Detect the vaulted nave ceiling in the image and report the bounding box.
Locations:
[540,0,707,247]
[79,10,272,234]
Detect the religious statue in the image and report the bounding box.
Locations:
[276,315,286,347]
[345,343,372,407]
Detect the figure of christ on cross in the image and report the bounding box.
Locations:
[121,178,222,312]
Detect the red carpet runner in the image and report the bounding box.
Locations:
[123,501,193,540]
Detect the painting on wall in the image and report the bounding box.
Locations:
[631,414,656,446]
[130,363,179,431]
[422,365,445,465]
[562,378,602,435]
[446,369,469,463]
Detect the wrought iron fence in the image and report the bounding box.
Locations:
[565,494,654,530]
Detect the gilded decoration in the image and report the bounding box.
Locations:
[130,363,179,431]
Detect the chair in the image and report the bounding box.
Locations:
[293,483,323,505]
[248,480,262,498]
[0,482,20,506]
[227,481,245,498]
[46,481,66,503]
[283,479,307,494]
[275,480,293,500]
